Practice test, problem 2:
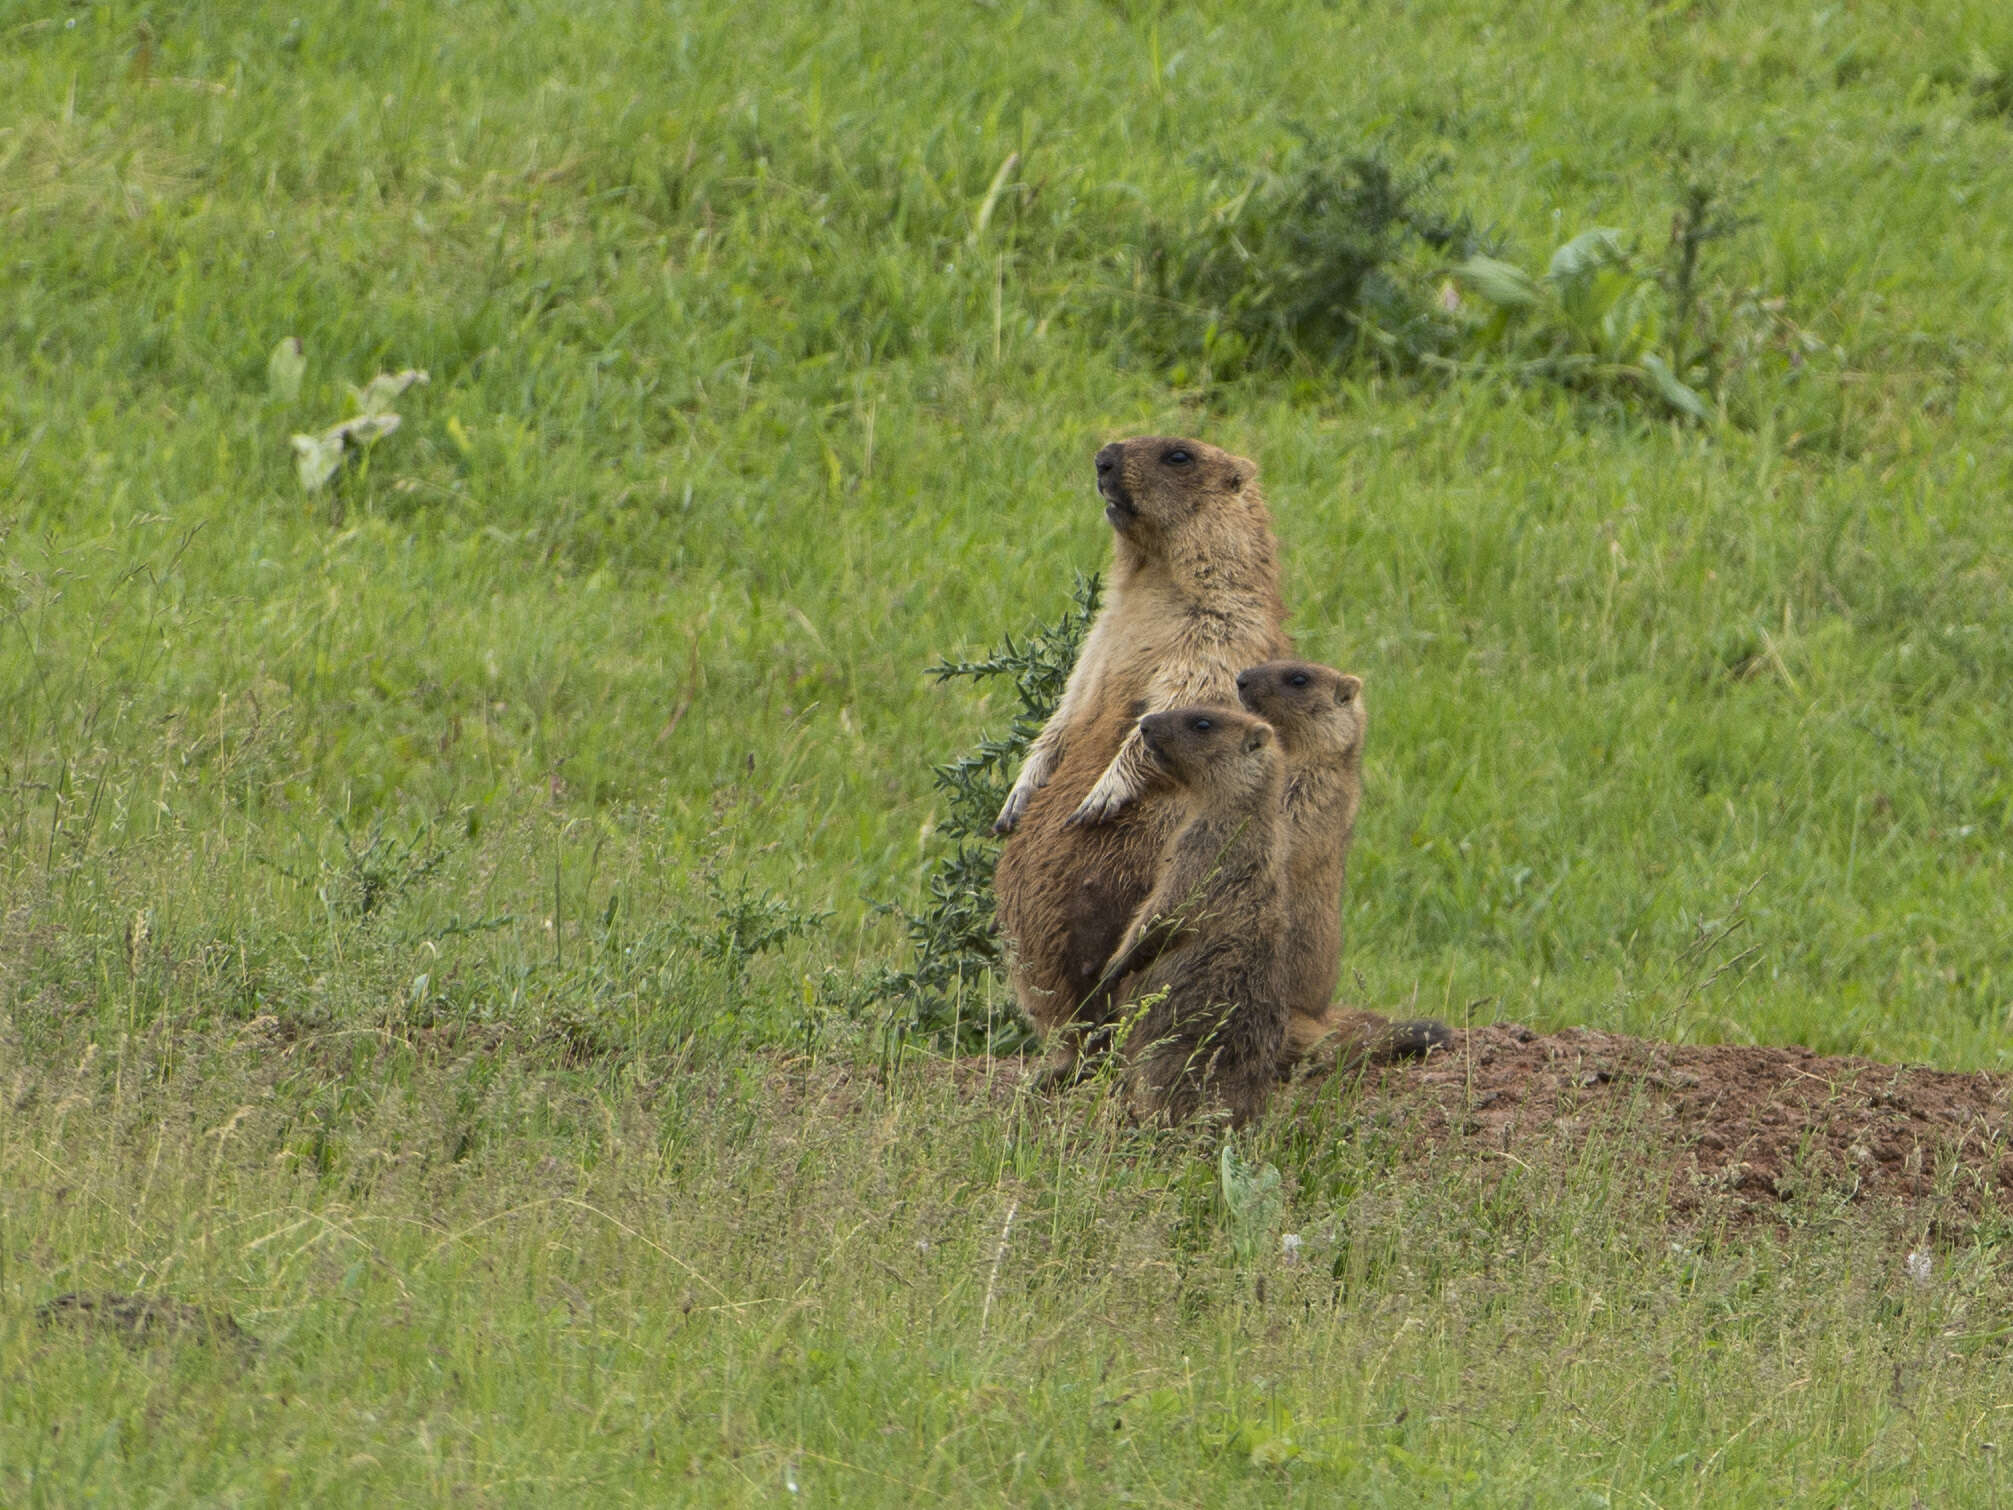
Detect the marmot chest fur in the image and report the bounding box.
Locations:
[1095,705,1291,1126]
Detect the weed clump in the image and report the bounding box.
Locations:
[864,575,1101,1053]
[1136,140,1475,380]
[1952,47,2013,119]
[1129,132,1778,424]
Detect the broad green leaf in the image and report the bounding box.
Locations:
[1546,227,1629,291]
[1602,279,1662,361]
[331,412,402,447]
[1219,1142,1283,1263]
[1640,354,1712,421]
[1549,231,1632,341]
[1249,1434,1301,1468]
[1451,255,1542,311]
[266,337,305,403]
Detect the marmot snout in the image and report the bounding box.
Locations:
[1094,438,1251,541]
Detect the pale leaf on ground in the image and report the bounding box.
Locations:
[350,369,429,416]
[291,413,402,491]
[267,337,305,403]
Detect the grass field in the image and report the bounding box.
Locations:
[5,0,2013,1501]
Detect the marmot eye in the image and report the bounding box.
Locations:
[1191,717,1213,731]
[1288,672,1309,687]
[1163,448,1193,465]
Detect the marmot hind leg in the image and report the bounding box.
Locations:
[1126,1010,1282,1129]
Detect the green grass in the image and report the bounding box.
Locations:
[4,0,2013,1500]
[9,1038,2013,1505]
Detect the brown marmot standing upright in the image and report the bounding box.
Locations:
[1234,659,1450,1069]
[1087,706,1291,1126]
[991,437,1293,1076]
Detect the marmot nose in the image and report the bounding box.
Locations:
[1094,444,1120,475]
[1234,670,1253,691]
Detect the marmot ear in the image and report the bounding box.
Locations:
[1243,724,1272,753]
[1335,674,1363,706]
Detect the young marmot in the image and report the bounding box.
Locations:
[992,438,1293,1078]
[1233,659,1449,1069]
[1084,705,1291,1127]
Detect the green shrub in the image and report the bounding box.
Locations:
[1131,137,1478,382]
[865,575,1102,1054]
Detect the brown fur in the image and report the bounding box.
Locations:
[991,438,1293,1073]
[1233,660,1366,1054]
[1090,707,1290,1126]
[1235,659,1450,1071]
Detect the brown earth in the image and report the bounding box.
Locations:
[1349,1025,2013,1222]
[914,1025,2013,1225]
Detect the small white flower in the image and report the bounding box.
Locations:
[1280,1233,1304,1265]
[1906,1250,1933,1287]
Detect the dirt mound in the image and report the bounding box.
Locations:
[1355,1025,2013,1221]
[906,1025,2013,1224]
[862,1024,2013,1225]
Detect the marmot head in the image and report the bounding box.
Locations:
[1094,437,1260,547]
[1136,705,1279,798]
[1235,661,1366,758]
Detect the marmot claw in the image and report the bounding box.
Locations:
[993,787,1029,835]
[1065,792,1124,827]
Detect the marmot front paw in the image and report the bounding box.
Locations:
[1065,788,1130,827]
[993,781,1039,834]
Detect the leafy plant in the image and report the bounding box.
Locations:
[1664,174,1755,379]
[287,351,429,494]
[1449,228,1714,420]
[1218,1141,1284,1267]
[1133,131,1779,423]
[674,868,829,987]
[864,574,1102,1052]
[1135,137,1478,381]
[275,815,446,923]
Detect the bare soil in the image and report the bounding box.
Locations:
[1356,1025,2013,1221]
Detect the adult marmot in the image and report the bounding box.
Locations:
[1089,706,1290,1126]
[1234,659,1450,1069]
[991,437,1293,1074]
